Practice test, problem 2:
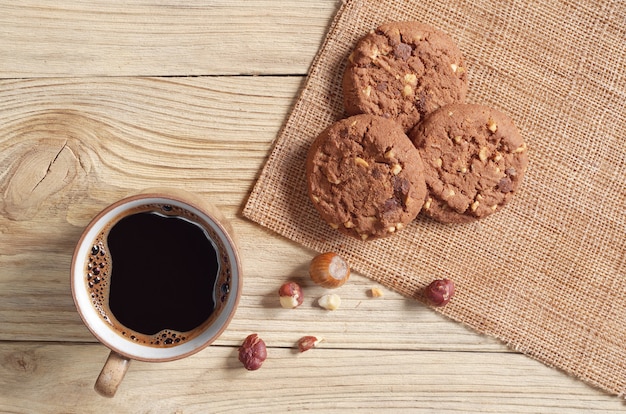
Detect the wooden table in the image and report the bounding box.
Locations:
[1,1,623,412]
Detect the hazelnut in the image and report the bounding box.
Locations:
[370,287,384,298]
[478,147,489,162]
[368,45,380,60]
[318,293,341,310]
[354,157,369,168]
[403,73,417,85]
[296,336,323,352]
[309,252,350,289]
[348,51,356,64]
[238,334,267,370]
[487,119,498,133]
[278,281,304,309]
[425,279,455,307]
[402,84,413,97]
[424,197,432,210]
[514,143,527,153]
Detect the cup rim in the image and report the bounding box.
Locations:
[71,191,242,362]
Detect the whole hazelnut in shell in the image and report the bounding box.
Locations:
[309,252,350,288]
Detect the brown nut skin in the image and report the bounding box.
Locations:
[278,281,304,308]
[309,252,350,288]
[238,333,267,370]
[425,279,455,306]
[297,336,322,352]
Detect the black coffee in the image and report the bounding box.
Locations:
[85,203,232,347]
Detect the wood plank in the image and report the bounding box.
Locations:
[0,342,622,413]
[0,0,339,78]
[0,76,503,351]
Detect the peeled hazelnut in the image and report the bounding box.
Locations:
[309,252,350,288]
[425,279,455,307]
[354,157,369,168]
[514,143,527,153]
[403,73,417,85]
[238,333,267,370]
[318,293,341,310]
[402,84,413,97]
[370,287,384,298]
[478,147,489,162]
[297,336,323,352]
[278,281,304,309]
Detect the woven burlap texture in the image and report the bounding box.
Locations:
[243,0,626,397]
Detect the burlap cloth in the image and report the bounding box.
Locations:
[243,0,626,397]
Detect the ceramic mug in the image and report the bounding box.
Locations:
[71,188,242,397]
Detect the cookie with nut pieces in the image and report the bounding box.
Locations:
[342,21,468,133]
[306,114,427,240]
[409,103,528,223]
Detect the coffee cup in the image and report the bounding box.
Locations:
[71,188,242,397]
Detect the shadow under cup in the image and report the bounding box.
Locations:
[71,190,242,396]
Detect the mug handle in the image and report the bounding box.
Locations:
[94,351,131,397]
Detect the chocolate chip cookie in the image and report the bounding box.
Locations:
[306,114,427,240]
[409,104,528,223]
[342,21,468,132]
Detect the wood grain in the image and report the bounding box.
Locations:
[0,0,338,78]
[0,76,498,351]
[1,0,623,410]
[0,342,623,413]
